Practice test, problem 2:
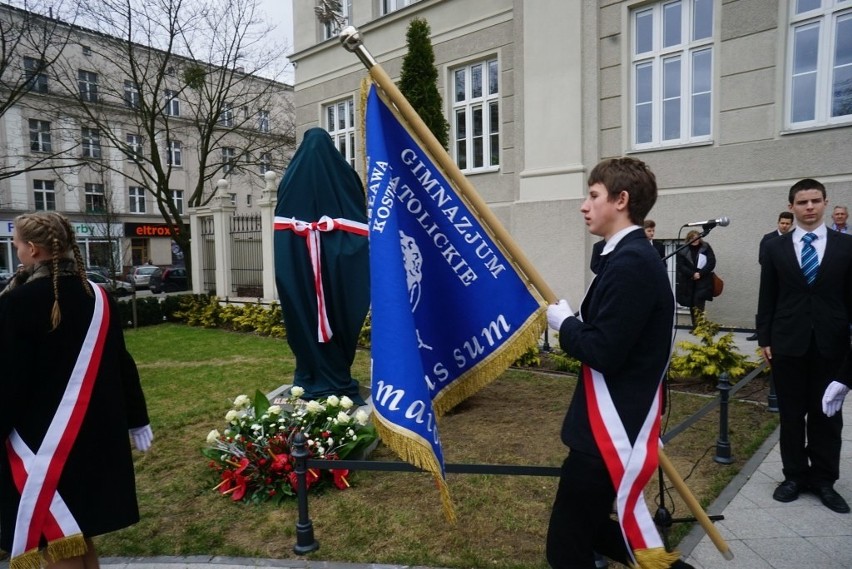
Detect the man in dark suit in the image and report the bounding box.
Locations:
[757,178,852,513]
[747,212,794,340]
[644,219,667,258]
[546,158,691,569]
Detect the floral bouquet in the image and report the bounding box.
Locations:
[203,386,378,503]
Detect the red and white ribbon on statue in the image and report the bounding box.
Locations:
[582,364,665,566]
[6,284,109,564]
[275,215,368,342]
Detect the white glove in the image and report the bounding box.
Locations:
[130,424,154,452]
[822,381,850,418]
[546,299,574,331]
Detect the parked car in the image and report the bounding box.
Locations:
[86,271,134,296]
[148,266,188,293]
[86,266,111,279]
[129,265,159,289]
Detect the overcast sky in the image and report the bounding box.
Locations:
[258,0,295,83]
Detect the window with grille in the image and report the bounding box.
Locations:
[129,186,146,214]
[34,180,55,211]
[85,183,106,212]
[23,57,48,93]
[126,133,143,160]
[323,98,356,167]
[81,127,102,158]
[29,119,52,153]
[78,70,99,102]
[451,58,500,171]
[222,147,236,174]
[257,110,270,132]
[167,140,182,166]
[124,80,141,108]
[164,89,181,116]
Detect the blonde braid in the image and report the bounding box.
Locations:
[48,223,62,331]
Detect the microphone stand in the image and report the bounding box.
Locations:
[654,222,725,548]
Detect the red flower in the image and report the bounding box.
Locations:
[288,468,321,492]
[215,468,248,501]
[331,469,350,490]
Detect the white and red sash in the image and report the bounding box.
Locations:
[583,364,664,566]
[274,215,368,342]
[6,285,109,561]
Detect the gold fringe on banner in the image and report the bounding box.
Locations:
[10,549,43,569]
[45,534,88,564]
[358,76,371,180]
[433,308,546,417]
[372,409,457,523]
[632,546,681,569]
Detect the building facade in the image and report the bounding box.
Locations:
[0,4,294,276]
[291,0,852,328]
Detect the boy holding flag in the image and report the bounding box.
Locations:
[546,158,691,569]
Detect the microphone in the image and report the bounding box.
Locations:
[683,216,730,228]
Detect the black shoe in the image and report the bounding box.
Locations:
[670,560,695,569]
[773,480,802,502]
[813,485,850,513]
[746,333,758,341]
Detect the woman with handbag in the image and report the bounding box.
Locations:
[676,230,717,330]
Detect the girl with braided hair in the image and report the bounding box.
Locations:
[0,212,152,569]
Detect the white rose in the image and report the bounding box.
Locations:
[225,410,239,422]
[340,396,354,409]
[317,446,325,455]
[354,409,369,426]
[251,423,262,431]
[233,394,251,409]
[326,395,340,407]
[327,438,334,446]
[206,429,221,444]
[337,411,351,424]
[306,400,325,413]
[268,405,282,415]
[290,386,305,398]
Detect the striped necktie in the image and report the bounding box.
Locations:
[801,232,818,285]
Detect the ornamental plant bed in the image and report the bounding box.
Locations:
[86,324,777,569]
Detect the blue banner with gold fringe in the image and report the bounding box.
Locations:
[365,85,545,517]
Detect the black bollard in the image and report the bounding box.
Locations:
[767,370,779,413]
[714,372,734,464]
[292,432,320,555]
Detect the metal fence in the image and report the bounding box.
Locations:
[230,213,263,297]
[200,216,216,294]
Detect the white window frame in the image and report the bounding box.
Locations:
[259,152,272,174]
[164,89,181,116]
[786,0,852,129]
[84,183,106,212]
[222,147,236,174]
[124,80,141,108]
[172,189,184,215]
[220,103,234,126]
[29,119,51,152]
[129,186,146,214]
[81,127,101,158]
[630,0,715,149]
[167,140,182,167]
[33,179,55,211]
[126,133,143,160]
[451,57,500,172]
[78,70,98,102]
[257,109,270,132]
[380,0,418,16]
[322,0,351,40]
[323,97,356,168]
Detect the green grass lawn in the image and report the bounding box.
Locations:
[93,324,778,569]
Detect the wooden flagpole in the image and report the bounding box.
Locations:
[339,26,733,561]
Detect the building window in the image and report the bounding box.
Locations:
[29,119,52,152]
[787,1,852,127]
[164,89,181,116]
[129,186,146,214]
[322,0,351,40]
[229,192,237,206]
[324,98,356,167]
[126,133,143,160]
[34,180,55,211]
[167,140,182,166]
[630,0,714,148]
[78,70,99,102]
[172,189,184,215]
[246,194,252,207]
[81,127,101,158]
[222,147,236,174]
[23,56,48,93]
[82,45,92,56]
[451,58,500,171]
[124,80,141,108]
[85,183,106,212]
[259,152,272,174]
[257,110,270,132]
[220,103,234,126]
[380,0,419,15]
